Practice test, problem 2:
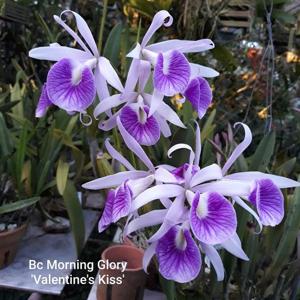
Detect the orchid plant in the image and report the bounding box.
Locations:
[29,9,300,285]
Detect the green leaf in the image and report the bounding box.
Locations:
[276,157,296,176]
[16,124,28,188]
[0,100,20,112]
[273,9,296,25]
[159,274,175,300]
[0,112,13,157]
[201,109,216,141]
[0,197,40,214]
[103,23,123,69]
[62,181,85,254]
[56,158,69,196]
[249,132,276,171]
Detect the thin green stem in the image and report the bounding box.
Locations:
[136,17,142,43]
[97,0,109,52]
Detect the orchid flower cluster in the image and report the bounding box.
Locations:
[29,10,300,283]
[29,10,217,144]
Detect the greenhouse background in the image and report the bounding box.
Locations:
[0,0,300,299]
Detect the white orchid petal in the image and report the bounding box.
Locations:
[190,164,223,187]
[222,123,252,175]
[190,63,219,78]
[201,243,224,281]
[226,172,300,189]
[155,167,178,183]
[193,180,252,196]
[143,242,157,273]
[194,121,201,166]
[168,144,195,165]
[127,43,142,59]
[29,46,93,62]
[232,196,262,233]
[98,57,124,92]
[141,10,173,48]
[221,232,249,261]
[127,175,155,197]
[82,171,148,190]
[131,184,185,212]
[60,10,99,56]
[126,210,167,236]
[104,138,135,171]
[146,39,215,53]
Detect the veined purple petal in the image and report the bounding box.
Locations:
[156,226,201,283]
[35,84,53,117]
[98,190,114,232]
[46,58,96,112]
[120,105,160,146]
[154,50,190,96]
[184,77,212,119]
[190,192,237,244]
[111,182,132,222]
[249,179,284,226]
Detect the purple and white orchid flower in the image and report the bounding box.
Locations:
[83,120,299,283]
[82,116,181,228]
[93,58,186,145]
[127,10,218,117]
[29,10,122,119]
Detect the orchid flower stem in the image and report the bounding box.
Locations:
[129,150,137,170]
[113,127,121,153]
[136,18,142,43]
[97,0,108,52]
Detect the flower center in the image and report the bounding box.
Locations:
[196,193,208,218]
[138,106,147,124]
[162,52,171,75]
[175,229,187,251]
[71,65,83,85]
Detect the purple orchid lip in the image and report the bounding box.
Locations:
[46,58,96,112]
[156,226,201,283]
[154,50,191,96]
[120,104,160,146]
[249,179,284,226]
[190,192,237,244]
[184,77,212,119]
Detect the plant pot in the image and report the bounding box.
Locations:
[97,244,146,300]
[0,223,27,269]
